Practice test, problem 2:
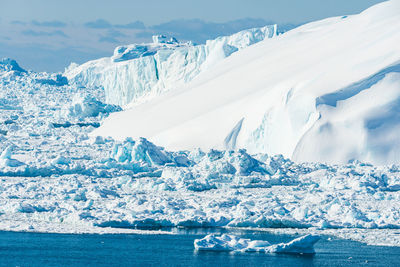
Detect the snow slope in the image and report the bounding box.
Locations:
[65,25,277,107]
[94,0,400,165]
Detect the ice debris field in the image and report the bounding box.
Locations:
[1,0,400,249]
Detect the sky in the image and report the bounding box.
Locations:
[0,0,386,72]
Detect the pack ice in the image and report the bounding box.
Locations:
[1,1,400,247]
[1,60,400,245]
[94,0,400,165]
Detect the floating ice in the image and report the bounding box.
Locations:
[194,234,320,254]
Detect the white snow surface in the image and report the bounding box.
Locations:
[65,25,277,107]
[94,0,400,165]
[194,234,320,254]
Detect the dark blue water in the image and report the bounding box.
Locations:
[1,228,399,266]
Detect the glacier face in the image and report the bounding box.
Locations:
[64,25,277,107]
[94,0,400,165]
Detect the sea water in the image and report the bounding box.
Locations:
[1,229,399,266]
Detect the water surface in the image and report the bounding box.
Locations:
[0,229,399,266]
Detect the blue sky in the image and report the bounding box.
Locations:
[0,0,385,72]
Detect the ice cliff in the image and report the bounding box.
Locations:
[64,25,277,106]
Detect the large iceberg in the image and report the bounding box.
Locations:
[94,0,400,165]
[64,25,277,106]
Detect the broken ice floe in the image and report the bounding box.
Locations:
[194,234,320,254]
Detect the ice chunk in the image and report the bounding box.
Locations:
[267,234,321,254]
[152,35,167,44]
[93,136,105,144]
[1,146,13,160]
[110,137,186,167]
[194,234,320,254]
[131,138,173,166]
[52,155,71,165]
[151,35,179,44]
[62,94,122,120]
[0,146,24,167]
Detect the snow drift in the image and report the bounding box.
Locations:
[94,0,400,165]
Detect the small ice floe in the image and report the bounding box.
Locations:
[194,234,320,254]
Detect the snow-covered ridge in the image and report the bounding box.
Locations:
[64,25,277,106]
[95,0,400,165]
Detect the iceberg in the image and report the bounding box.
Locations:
[94,0,400,165]
[0,58,27,75]
[194,234,320,254]
[65,25,277,106]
